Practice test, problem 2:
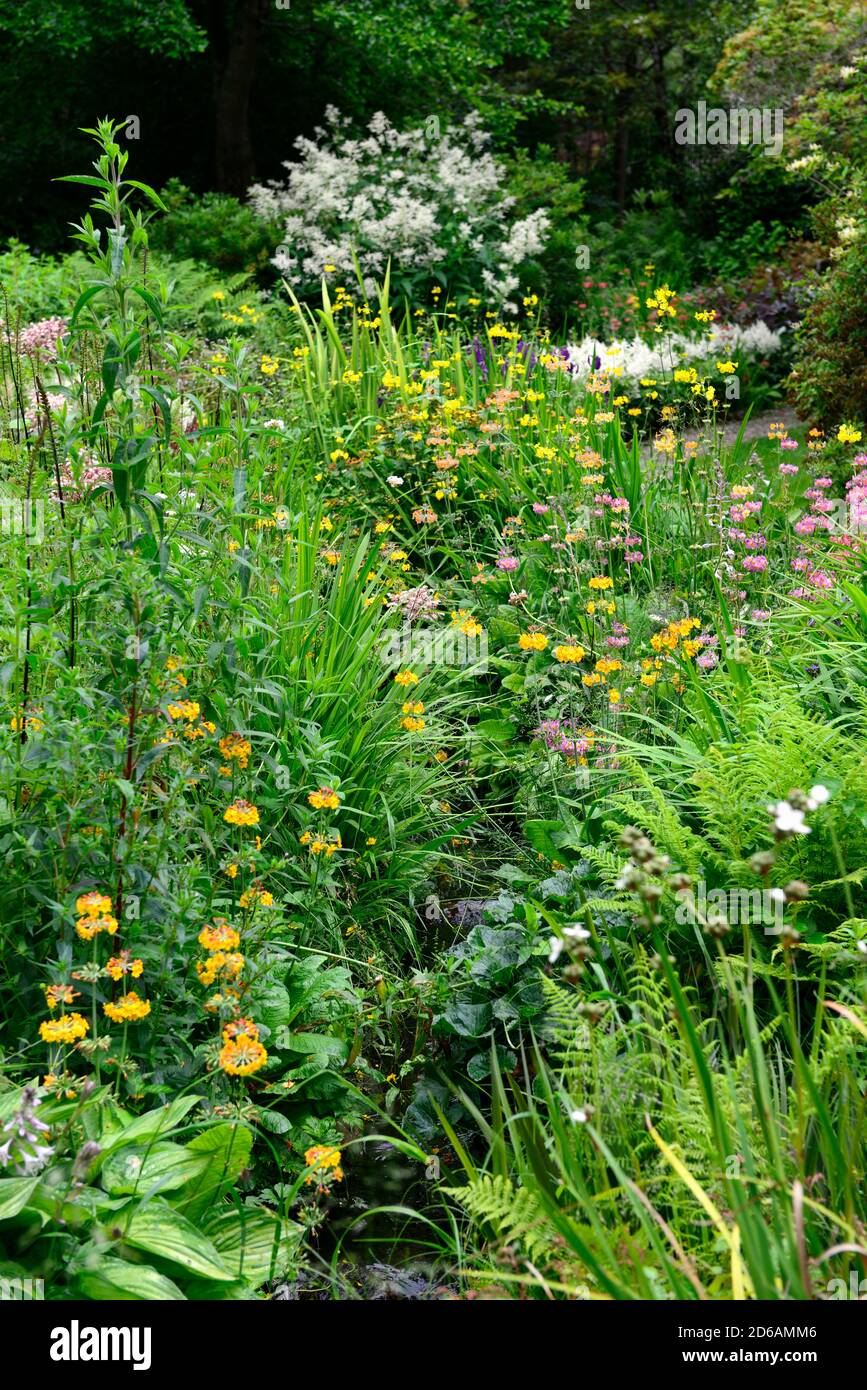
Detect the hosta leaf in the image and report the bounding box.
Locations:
[204,1209,302,1286]
[121,1198,233,1280]
[0,1175,41,1221]
[74,1256,185,1301]
[184,1278,261,1301]
[98,1095,203,1158]
[180,1124,253,1222]
[101,1143,206,1196]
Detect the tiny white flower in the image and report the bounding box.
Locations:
[770,800,811,835]
[387,474,404,487]
[548,925,591,964]
[569,1108,589,1124]
[768,888,786,903]
[614,860,633,890]
[563,925,591,942]
[806,784,830,809]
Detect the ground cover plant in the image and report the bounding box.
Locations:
[0,1,865,1315]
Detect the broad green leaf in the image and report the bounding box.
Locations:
[180,1124,253,1222]
[122,1199,233,1280]
[253,1107,293,1135]
[0,1175,41,1221]
[184,1278,261,1301]
[524,819,564,861]
[101,1143,206,1196]
[205,1209,302,1286]
[74,1256,185,1301]
[273,1030,348,1060]
[98,1095,203,1158]
[472,719,514,743]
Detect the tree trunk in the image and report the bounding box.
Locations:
[209,0,263,193]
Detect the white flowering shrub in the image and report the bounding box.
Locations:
[248,108,549,311]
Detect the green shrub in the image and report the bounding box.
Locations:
[789,234,867,426]
[0,240,90,321]
[151,179,283,278]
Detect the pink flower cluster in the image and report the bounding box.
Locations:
[53,456,114,503]
[17,317,68,361]
[535,718,592,758]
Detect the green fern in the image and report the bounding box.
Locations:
[444,1174,556,1267]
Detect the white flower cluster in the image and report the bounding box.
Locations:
[564,321,783,383]
[249,108,549,310]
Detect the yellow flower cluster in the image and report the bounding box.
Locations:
[299,829,342,857]
[519,632,548,652]
[451,609,483,638]
[10,706,43,733]
[308,786,341,810]
[304,1144,344,1185]
[162,696,216,744]
[198,920,241,952]
[224,799,260,827]
[104,992,151,1024]
[239,885,274,910]
[650,617,701,653]
[219,1018,268,1076]
[553,643,585,664]
[646,284,677,319]
[197,950,245,987]
[106,953,144,982]
[75,890,118,942]
[219,733,251,771]
[44,983,78,1009]
[196,925,266,1076]
[40,1013,89,1045]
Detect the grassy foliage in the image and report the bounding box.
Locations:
[0,119,865,1302]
